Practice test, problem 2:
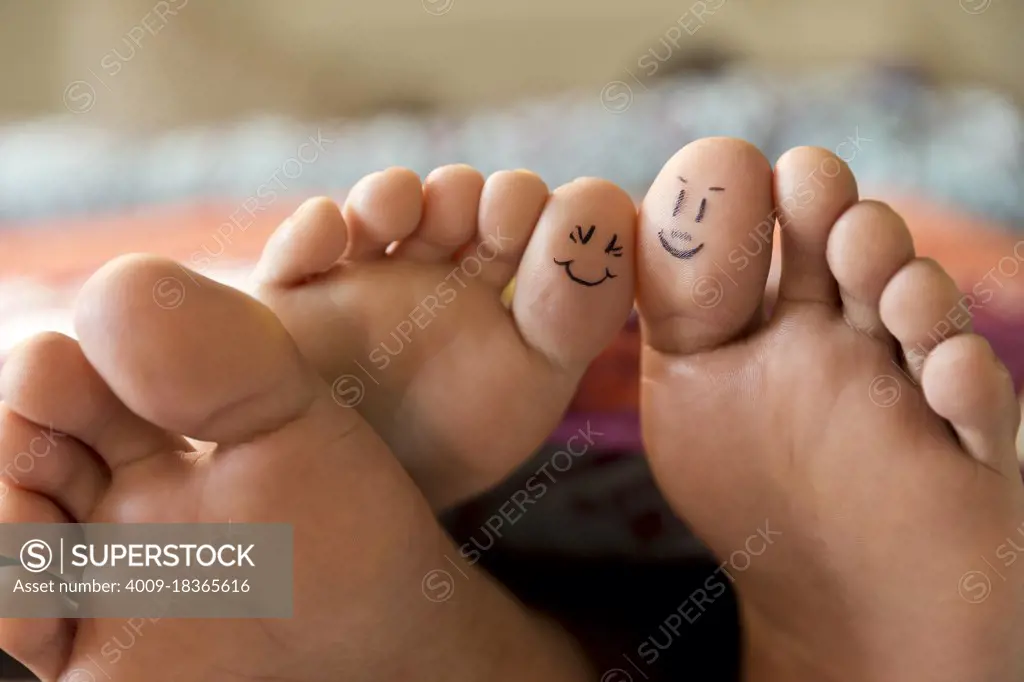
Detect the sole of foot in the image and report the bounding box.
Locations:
[0,256,590,682]
[253,166,637,508]
[637,138,1024,682]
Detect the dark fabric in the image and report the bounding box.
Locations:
[480,550,741,682]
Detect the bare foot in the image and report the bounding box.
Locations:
[253,167,636,508]
[637,139,1024,681]
[0,256,592,682]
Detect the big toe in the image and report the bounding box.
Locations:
[511,177,637,370]
[637,137,775,354]
[74,255,329,444]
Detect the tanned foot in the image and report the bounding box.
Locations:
[637,138,1024,682]
[254,167,636,508]
[0,255,592,682]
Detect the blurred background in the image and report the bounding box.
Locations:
[2,0,1022,398]
[0,2,1022,678]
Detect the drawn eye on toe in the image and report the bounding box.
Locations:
[605,234,623,257]
[568,225,596,244]
[673,188,686,217]
[695,187,724,224]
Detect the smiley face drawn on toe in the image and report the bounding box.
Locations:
[657,229,705,260]
[553,224,623,287]
[658,177,725,260]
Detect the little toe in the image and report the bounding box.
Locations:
[0,332,189,472]
[74,255,329,444]
[637,137,775,354]
[0,405,108,520]
[342,167,422,261]
[512,177,636,370]
[254,197,347,287]
[470,169,550,289]
[922,334,1020,476]
[774,146,859,307]
[394,164,484,263]
[827,200,916,339]
[880,258,971,380]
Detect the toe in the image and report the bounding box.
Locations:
[637,137,775,354]
[512,178,636,369]
[0,488,74,681]
[74,255,327,444]
[0,332,189,471]
[880,258,971,380]
[342,167,422,261]
[827,200,916,339]
[922,334,1020,476]
[0,405,108,520]
[394,164,484,263]
[774,146,859,307]
[469,170,550,289]
[254,197,347,287]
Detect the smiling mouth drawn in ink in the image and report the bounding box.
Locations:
[553,224,623,287]
[659,177,724,260]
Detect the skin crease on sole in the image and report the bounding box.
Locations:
[0,257,594,682]
[253,166,638,510]
[637,138,1024,682]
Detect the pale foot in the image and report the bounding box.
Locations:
[637,138,1024,682]
[0,256,592,682]
[253,166,636,508]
